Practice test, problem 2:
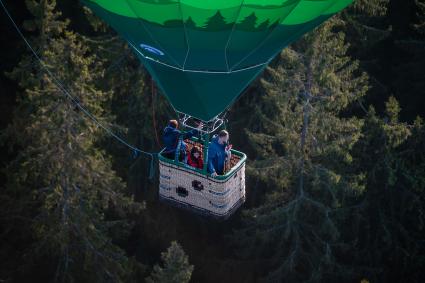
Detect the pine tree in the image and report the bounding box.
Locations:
[385,95,401,123]
[230,19,369,282]
[83,0,175,200]
[413,0,425,35]
[353,0,389,16]
[341,0,424,120]
[346,99,425,282]
[342,0,390,52]
[385,0,425,119]
[146,241,194,283]
[1,0,143,281]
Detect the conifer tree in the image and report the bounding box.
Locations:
[413,0,425,35]
[231,19,368,282]
[353,0,389,16]
[1,0,142,281]
[342,0,390,52]
[83,0,174,202]
[146,241,194,283]
[345,99,425,282]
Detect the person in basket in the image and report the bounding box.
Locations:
[187,145,204,170]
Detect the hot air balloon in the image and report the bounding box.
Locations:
[82,0,353,219]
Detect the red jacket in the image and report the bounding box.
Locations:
[187,154,204,169]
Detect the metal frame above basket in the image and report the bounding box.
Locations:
[176,111,226,134]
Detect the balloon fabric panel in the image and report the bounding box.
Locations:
[82,0,353,121]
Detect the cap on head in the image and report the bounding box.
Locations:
[169,119,178,128]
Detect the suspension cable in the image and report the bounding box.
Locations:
[0,0,158,180]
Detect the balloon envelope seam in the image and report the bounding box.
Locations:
[129,41,270,74]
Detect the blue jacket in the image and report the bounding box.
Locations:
[207,135,228,175]
[162,126,197,155]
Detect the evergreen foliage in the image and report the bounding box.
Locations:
[146,241,194,283]
[230,20,369,282]
[0,1,143,281]
[353,0,390,16]
[0,0,423,282]
[413,0,425,34]
[345,101,425,282]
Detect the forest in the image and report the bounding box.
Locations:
[0,0,424,282]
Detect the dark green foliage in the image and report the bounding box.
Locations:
[353,0,389,16]
[230,20,369,282]
[0,0,424,283]
[413,0,425,34]
[228,9,424,280]
[146,241,194,283]
[345,101,425,282]
[0,0,144,282]
[341,0,425,120]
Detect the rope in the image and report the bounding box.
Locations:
[0,0,158,178]
[128,40,268,74]
[224,0,245,72]
[151,79,161,148]
[177,0,190,69]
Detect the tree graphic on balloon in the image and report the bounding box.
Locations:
[237,12,257,30]
[202,11,232,31]
[195,11,276,31]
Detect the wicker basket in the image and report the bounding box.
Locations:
[158,139,246,220]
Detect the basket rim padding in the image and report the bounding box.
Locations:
[158,139,247,182]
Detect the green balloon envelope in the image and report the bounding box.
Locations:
[82,0,353,121]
